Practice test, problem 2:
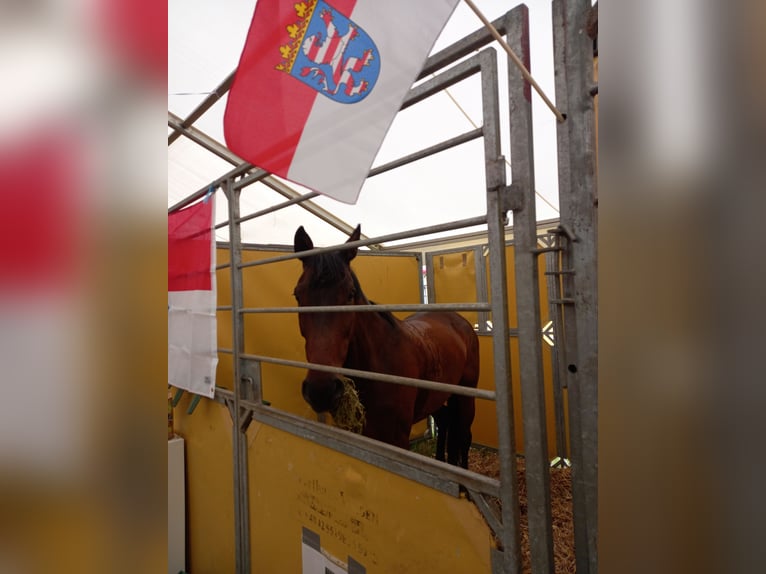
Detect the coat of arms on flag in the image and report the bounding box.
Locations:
[276,0,380,103]
[224,0,460,205]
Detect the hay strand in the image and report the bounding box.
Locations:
[331,375,366,434]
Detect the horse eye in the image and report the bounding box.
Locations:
[347,290,355,302]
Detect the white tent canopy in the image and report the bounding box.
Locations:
[168,0,562,248]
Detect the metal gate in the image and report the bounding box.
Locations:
[169,2,597,572]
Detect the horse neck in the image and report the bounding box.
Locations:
[345,294,402,371]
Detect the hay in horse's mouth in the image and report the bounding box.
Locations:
[331,375,366,434]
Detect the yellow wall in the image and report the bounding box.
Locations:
[431,244,568,457]
[247,422,492,573]
[174,390,493,573]
[173,395,236,573]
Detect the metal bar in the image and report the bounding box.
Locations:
[238,216,488,269]
[419,15,508,78]
[465,0,565,123]
[565,0,598,571]
[169,111,239,166]
[168,163,254,214]
[217,348,234,355]
[531,246,563,254]
[479,45,522,574]
[240,302,492,314]
[545,240,570,462]
[240,353,496,401]
[425,252,436,304]
[256,176,364,240]
[236,191,320,225]
[474,245,491,334]
[228,396,503,499]
[403,53,483,111]
[468,489,503,538]
[224,179,250,574]
[505,7,555,573]
[368,128,483,178]
[237,422,250,574]
[552,1,598,572]
[231,168,271,191]
[168,69,236,145]
[217,306,233,311]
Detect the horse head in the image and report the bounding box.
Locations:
[293,224,362,414]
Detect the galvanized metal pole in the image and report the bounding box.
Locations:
[225,178,251,574]
[505,6,555,573]
[552,1,599,572]
[544,243,570,463]
[479,46,522,574]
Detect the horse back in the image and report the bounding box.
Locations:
[404,311,480,422]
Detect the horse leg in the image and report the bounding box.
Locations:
[433,404,450,462]
[446,394,476,469]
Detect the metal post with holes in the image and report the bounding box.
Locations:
[224,178,251,574]
[552,0,599,572]
[505,6,555,573]
[542,235,570,465]
[479,46,522,574]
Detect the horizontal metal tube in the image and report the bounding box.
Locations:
[214,387,501,498]
[236,191,320,225]
[240,353,496,401]
[216,262,232,270]
[231,168,270,191]
[217,348,233,355]
[168,70,236,145]
[168,164,259,213]
[240,302,491,314]
[217,306,233,311]
[418,15,507,78]
[403,53,483,110]
[368,128,483,178]
[239,215,488,269]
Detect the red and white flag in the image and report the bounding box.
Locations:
[224,0,459,204]
[168,198,217,398]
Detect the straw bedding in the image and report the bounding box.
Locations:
[468,448,576,574]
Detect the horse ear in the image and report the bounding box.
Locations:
[294,226,313,259]
[343,224,361,263]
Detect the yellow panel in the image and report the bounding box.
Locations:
[430,249,479,327]
[173,393,236,573]
[247,423,493,573]
[348,253,422,321]
[431,243,567,458]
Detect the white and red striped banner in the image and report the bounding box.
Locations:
[168,198,217,398]
[224,0,459,204]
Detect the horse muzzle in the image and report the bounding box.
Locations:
[302,378,344,414]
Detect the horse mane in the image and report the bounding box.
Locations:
[309,251,398,329]
[352,273,398,329]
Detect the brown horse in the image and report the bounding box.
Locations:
[293,225,479,467]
